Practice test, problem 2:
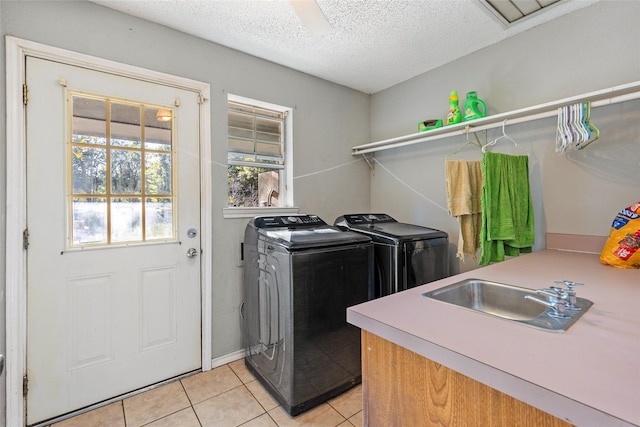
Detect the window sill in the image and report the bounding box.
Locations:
[223,207,300,219]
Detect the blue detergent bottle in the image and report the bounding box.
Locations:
[463,91,487,121]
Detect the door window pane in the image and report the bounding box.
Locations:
[72,146,107,194]
[111,198,142,242]
[145,152,172,195]
[111,103,141,148]
[111,149,142,194]
[145,107,172,151]
[72,197,107,245]
[72,97,106,145]
[146,198,173,239]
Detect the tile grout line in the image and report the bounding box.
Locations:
[177,377,204,427]
[121,400,128,427]
[228,362,281,426]
[134,382,198,427]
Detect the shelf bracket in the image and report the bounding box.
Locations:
[361,153,375,174]
[464,126,485,148]
[472,129,486,147]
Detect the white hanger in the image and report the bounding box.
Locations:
[555,107,563,152]
[573,103,593,148]
[446,126,482,159]
[482,120,519,152]
[556,105,574,153]
[556,103,599,153]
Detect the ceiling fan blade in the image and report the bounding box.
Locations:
[289,0,331,36]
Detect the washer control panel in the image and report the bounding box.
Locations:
[254,215,327,229]
[339,213,396,225]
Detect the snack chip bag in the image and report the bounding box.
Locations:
[600,201,640,269]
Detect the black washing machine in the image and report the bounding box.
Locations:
[242,214,373,416]
[335,213,449,298]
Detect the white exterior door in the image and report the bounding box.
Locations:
[25,56,202,424]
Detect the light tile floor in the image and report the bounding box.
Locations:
[50,359,363,427]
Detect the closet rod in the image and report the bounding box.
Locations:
[352,81,640,155]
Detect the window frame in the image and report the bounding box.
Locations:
[66,91,178,248]
[223,94,297,219]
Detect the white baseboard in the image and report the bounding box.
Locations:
[211,349,246,369]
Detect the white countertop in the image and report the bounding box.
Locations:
[347,249,640,427]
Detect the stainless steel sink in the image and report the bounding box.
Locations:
[421,279,593,332]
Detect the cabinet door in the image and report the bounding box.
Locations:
[361,331,572,427]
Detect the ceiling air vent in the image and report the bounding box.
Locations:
[481,0,563,25]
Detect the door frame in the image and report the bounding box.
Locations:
[5,36,213,426]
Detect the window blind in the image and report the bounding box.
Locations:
[228,101,285,168]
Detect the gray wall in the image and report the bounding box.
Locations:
[0,0,371,373]
[370,0,640,274]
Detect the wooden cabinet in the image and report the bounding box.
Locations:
[361,331,573,426]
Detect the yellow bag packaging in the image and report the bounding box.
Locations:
[600,201,640,269]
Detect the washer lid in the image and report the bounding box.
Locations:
[335,213,447,243]
[260,225,370,249]
[249,214,371,249]
[365,222,448,241]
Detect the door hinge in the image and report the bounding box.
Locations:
[197,94,205,105]
[22,83,28,106]
[23,228,29,250]
[23,375,28,397]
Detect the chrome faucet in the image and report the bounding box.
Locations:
[524,280,586,318]
[550,280,584,310]
[524,294,570,318]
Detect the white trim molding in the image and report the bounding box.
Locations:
[5,35,29,427]
[211,349,246,369]
[4,36,213,426]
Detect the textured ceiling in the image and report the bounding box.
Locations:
[90,0,599,94]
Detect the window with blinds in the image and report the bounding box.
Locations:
[227,99,290,208]
[228,101,285,168]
